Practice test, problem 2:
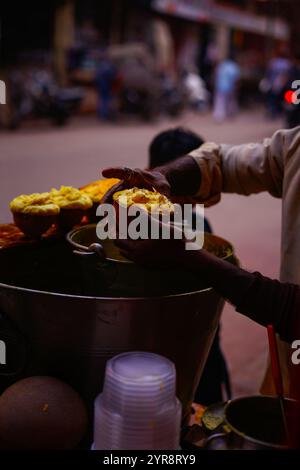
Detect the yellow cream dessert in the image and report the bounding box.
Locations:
[50,186,92,210]
[9,193,60,237]
[50,186,93,231]
[113,187,174,213]
[10,193,60,215]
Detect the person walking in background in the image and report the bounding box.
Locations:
[213,57,240,122]
[263,49,291,119]
[182,68,210,112]
[95,52,117,121]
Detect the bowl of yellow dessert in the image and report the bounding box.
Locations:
[112,187,175,230]
[9,193,60,238]
[113,187,174,213]
[80,178,120,222]
[50,186,92,232]
[9,186,93,237]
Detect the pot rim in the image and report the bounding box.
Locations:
[67,223,235,264]
[0,278,213,301]
[0,224,232,301]
[224,395,295,450]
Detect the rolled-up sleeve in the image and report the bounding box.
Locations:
[189,128,295,205]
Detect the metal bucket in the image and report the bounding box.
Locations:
[0,235,233,419]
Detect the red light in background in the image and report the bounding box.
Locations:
[284,90,294,104]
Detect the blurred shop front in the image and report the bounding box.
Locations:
[1,1,289,78]
[151,0,290,99]
[0,0,291,122]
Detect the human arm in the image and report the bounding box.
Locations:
[103,127,300,207]
[116,235,300,344]
[181,249,299,344]
[190,127,300,205]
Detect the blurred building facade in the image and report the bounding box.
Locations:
[1,0,297,102]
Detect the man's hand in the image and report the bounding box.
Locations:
[101,155,201,203]
[101,167,171,203]
[115,217,186,268]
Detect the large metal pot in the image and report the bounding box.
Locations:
[0,235,233,419]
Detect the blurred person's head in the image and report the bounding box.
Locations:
[148,127,204,169]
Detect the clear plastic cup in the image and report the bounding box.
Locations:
[93,351,182,450]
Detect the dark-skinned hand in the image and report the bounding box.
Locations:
[101,167,171,204]
[114,217,187,268]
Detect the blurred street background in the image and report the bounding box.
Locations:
[1,0,299,398]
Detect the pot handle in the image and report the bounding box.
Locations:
[73,242,106,261]
[204,432,228,449]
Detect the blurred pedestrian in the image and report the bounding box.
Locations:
[95,52,117,121]
[182,68,210,112]
[263,50,291,119]
[213,57,240,122]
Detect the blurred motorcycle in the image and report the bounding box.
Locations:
[8,68,84,129]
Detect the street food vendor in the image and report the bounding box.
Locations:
[102,125,300,398]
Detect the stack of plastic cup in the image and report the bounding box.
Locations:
[93,351,182,450]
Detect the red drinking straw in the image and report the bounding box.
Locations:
[267,324,289,443]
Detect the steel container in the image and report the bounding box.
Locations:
[0,233,234,419]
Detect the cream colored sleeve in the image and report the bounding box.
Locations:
[189,127,300,206]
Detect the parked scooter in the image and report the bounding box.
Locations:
[8,68,83,129]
